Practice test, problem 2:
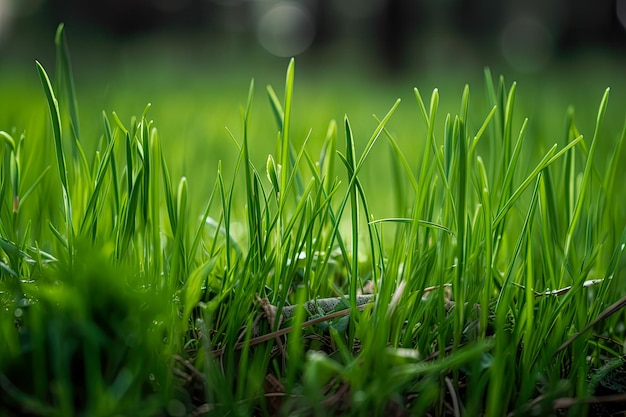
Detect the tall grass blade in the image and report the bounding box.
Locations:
[280,58,295,204]
[36,60,74,263]
[561,88,610,281]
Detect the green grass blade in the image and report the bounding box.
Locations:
[454,85,469,346]
[161,149,177,235]
[357,99,401,175]
[240,79,264,272]
[602,117,626,199]
[561,88,610,280]
[344,116,359,309]
[470,105,497,156]
[280,58,295,207]
[379,122,419,194]
[118,170,143,259]
[54,24,93,189]
[492,134,583,229]
[79,113,117,235]
[502,82,517,173]
[183,256,218,324]
[418,90,438,184]
[18,166,52,211]
[54,24,80,143]
[320,120,337,196]
[36,60,74,262]
[36,61,68,192]
[141,118,152,223]
[413,88,429,125]
[266,84,284,131]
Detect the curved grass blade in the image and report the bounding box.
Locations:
[55,24,80,141]
[36,61,67,192]
[266,84,284,131]
[280,58,295,206]
[344,116,359,310]
[36,60,74,261]
[79,113,117,234]
[561,88,610,279]
[54,24,92,186]
[492,134,582,229]
[368,218,454,237]
[18,166,52,211]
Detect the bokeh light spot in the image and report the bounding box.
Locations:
[257,2,315,57]
[501,15,554,74]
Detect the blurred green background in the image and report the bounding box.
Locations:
[0,0,625,217]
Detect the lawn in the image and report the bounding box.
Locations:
[1,25,626,416]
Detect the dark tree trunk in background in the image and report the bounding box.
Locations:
[312,0,338,48]
[44,0,208,37]
[557,0,626,52]
[378,0,420,71]
[20,0,626,59]
[453,0,506,39]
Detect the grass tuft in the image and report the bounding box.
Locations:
[1,24,625,417]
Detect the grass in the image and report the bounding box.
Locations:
[1,24,626,416]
